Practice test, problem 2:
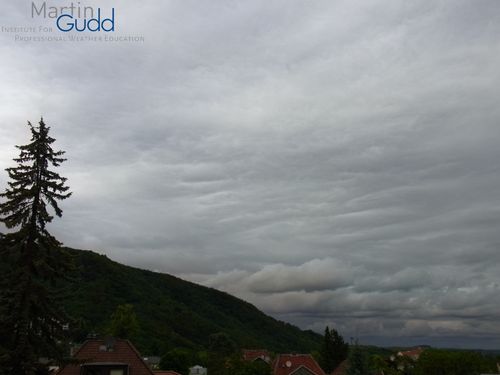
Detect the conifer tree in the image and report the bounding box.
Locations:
[330,327,349,369]
[320,326,349,373]
[0,119,73,375]
[320,326,335,372]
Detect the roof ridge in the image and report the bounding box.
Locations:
[123,339,155,375]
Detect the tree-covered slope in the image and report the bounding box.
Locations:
[63,248,321,355]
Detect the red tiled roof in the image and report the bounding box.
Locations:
[57,339,154,375]
[243,349,272,363]
[273,354,326,375]
[398,347,424,360]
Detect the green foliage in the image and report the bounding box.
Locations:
[205,354,271,375]
[0,119,73,375]
[413,349,497,375]
[242,361,272,375]
[347,341,369,375]
[107,304,139,340]
[160,348,193,375]
[205,332,239,374]
[369,354,399,375]
[208,332,238,356]
[367,349,499,375]
[0,119,71,233]
[227,357,271,375]
[320,327,334,372]
[238,360,271,375]
[319,326,349,373]
[61,249,322,355]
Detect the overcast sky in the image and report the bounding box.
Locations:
[1,0,500,349]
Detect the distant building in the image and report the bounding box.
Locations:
[143,356,161,370]
[272,354,326,375]
[57,338,154,375]
[397,347,424,361]
[243,349,272,364]
[189,365,207,375]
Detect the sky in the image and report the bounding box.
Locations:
[1,0,500,349]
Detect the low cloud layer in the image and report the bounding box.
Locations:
[186,258,500,347]
[1,0,500,348]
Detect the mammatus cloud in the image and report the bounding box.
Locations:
[1,0,500,348]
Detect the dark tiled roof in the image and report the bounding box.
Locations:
[57,339,154,375]
[243,349,272,363]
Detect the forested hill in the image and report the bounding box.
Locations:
[63,248,322,355]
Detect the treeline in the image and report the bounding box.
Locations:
[413,349,499,375]
[159,332,271,375]
[367,348,500,375]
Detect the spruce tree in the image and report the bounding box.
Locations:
[320,326,349,373]
[320,326,335,373]
[330,327,349,369]
[0,119,73,375]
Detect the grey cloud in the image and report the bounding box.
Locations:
[245,258,354,293]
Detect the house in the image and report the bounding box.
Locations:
[397,347,424,361]
[189,365,207,375]
[390,348,425,372]
[143,356,161,370]
[57,338,154,375]
[272,354,325,375]
[243,349,272,364]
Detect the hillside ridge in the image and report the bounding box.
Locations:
[63,248,322,355]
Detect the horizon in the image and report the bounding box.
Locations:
[1,0,500,350]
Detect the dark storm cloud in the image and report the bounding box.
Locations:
[1,0,500,348]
